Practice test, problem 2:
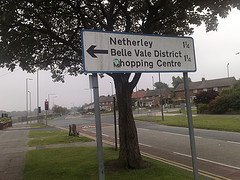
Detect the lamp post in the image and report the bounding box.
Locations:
[53,96,57,106]
[227,63,230,78]
[158,73,164,121]
[37,70,40,122]
[28,91,31,117]
[84,88,92,103]
[110,82,113,96]
[26,78,33,124]
[48,93,55,110]
[110,81,117,151]
[226,52,239,78]
[152,76,154,90]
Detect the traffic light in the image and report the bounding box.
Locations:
[45,101,49,110]
[38,107,41,113]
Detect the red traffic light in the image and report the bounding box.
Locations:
[45,101,49,110]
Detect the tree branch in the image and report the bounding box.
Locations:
[130,73,141,92]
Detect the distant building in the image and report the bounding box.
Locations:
[175,77,236,103]
[99,95,115,111]
[83,103,94,111]
[141,88,172,107]
[132,90,147,107]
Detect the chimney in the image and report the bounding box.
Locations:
[202,78,205,81]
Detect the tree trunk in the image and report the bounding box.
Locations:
[112,73,143,169]
[69,124,78,136]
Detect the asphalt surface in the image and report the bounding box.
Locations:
[48,113,240,179]
[1,112,240,179]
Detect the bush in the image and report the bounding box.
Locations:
[194,89,219,105]
[197,104,208,114]
[208,96,230,114]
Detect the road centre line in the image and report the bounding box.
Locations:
[161,131,189,137]
[139,143,152,148]
[173,152,240,170]
[102,134,110,137]
[161,131,202,139]
[137,128,150,131]
[227,141,240,145]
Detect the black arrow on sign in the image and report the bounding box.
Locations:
[87,45,108,58]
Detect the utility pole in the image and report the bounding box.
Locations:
[158,73,164,121]
[26,78,33,124]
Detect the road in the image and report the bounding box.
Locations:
[48,114,240,179]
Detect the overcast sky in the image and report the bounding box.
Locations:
[1,8,240,112]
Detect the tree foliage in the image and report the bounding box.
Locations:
[52,105,69,115]
[194,89,219,105]
[154,81,169,89]
[1,0,239,169]
[1,1,239,80]
[172,76,191,89]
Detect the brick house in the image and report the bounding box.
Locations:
[141,88,172,107]
[99,95,115,111]
[131,90,147,107]
[175,77,236,103]
[83,102,94,111]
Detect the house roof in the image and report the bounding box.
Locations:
[132,90,146,98]
[175,77,236,91]
[144,88,168,97]
[99,95,115,103]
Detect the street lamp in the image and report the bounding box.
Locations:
[152,76,154,90]
[48,93,55,110]
[227,63,230,78]
[110,82,113,96]
[53,96,57,106]
[110,82,117,151]
[84,88,92,103]
[36,70,40,122]
[158,73,164,121]
[26,78,33,124]
[226,52,239,78]
[28,91,31,117]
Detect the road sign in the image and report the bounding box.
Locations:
[81,30,196,73]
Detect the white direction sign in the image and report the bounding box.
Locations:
[81,30,196,73]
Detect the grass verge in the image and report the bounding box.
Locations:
[23,147,195,180]
[28,131,68,138]
[28,136,93,147]
[30,123,50,129]
[135,115,240,132]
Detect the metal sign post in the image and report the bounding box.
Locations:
[113,96,118,151]
[90,74,105,180]
[82,30,198,179]
[183,72,199,180]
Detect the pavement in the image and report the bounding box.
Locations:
[1,119,240,180]
[0,122,100,180]
[0,123,32,180]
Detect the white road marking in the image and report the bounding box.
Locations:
[139,143,152,148]
[227,141,240,145]
[173,152,240,170]
[161,131,202,138]
[102,134,110,137]
[161,132,189,137]
[138,128,150,131]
